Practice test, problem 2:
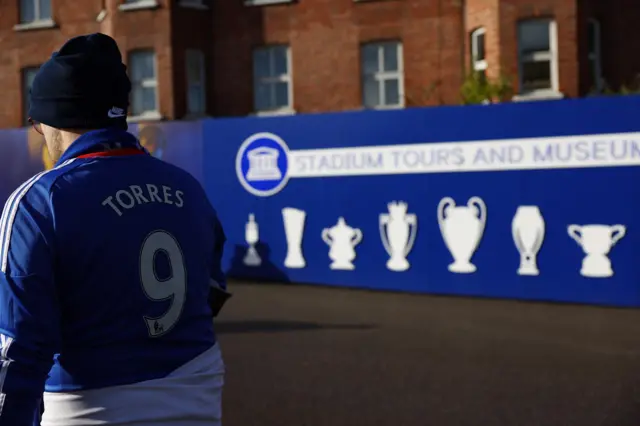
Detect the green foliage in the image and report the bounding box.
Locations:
[460,72,513,105]
[590,76,640,96]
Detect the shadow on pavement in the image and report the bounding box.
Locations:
[215,320,376,334]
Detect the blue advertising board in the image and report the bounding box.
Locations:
[1,97,639,307]
[204,96,640,307]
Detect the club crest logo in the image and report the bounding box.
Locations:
[236,132,290,197]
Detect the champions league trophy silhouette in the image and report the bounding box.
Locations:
[322,217,363,270]
[437,196,487,273]
[512,206,545,275]
[243,214,262,267]
[282,207,307,268]
[379,201,418,272]
[567,224,626,278]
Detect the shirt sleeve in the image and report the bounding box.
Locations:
[210,214,227,291]
[0,184,59,426]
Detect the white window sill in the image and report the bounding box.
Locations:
[244,0,293,6]
[127,112,163,123]
[14,19,56,31]
[367,104,405,110]
[96,9,107,22]
[179,2,209,10]
[118,0,159,12]
[512,90,565,102]
[252,108,296,117]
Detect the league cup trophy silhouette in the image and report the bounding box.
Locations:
[282,207,306,268]
[512,206,545,275]
[243,214,262,267]
[379,201,418,271]
[322,217,363,270]
[567,224,626,278]
[437,196,487,273]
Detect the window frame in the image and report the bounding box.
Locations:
[360,41,405,110]
[22,66,40,125]
[252,45,294,115]
[470,27,487,75]
[587,18,603,93]
[185,49,206,116]
[18,0,52,24]
[128,50,161,120]
[516,19,561,99]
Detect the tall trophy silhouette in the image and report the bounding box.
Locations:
[243,214,262,267]
[379,201,418,271]
[322,217,363,270]
[567,224,626,278]
[512,206,545,275]
[437,196,486,273]
[282,207,306,268]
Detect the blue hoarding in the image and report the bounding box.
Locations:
[2,97,640,307]
[203,96,640,307]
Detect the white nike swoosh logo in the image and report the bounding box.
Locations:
[108,111,125,118]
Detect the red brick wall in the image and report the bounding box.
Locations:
[211,0,465,116]
[1,0,639,129]
[465,0,501,80]
[0,0,102,127]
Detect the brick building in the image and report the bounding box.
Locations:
[0,0,638,129]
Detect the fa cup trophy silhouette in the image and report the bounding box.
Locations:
[322,217,363,270]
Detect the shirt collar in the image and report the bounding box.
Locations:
[56,128,146,166]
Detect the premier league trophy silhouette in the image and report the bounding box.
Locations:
[379,201,418,271]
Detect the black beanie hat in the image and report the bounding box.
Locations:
[28,33,131,131]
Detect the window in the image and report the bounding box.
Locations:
[587,19,603,92]
[252,45,292,113]
[22,67,39,124]
[19,0,51,24]
[517,19,559,95]
[119,0,159,11]
[186,50,206,115]
[361,41,404,109]
[471,28,487,80]
[129,50,159,117]
[361,41,404,108]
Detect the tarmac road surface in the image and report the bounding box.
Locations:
[217,281,640,426]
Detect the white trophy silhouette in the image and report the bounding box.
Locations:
[567,224,626,278]
[437,196,486,273]
[512,206,545,276]
[282,207,306,268]
[243,213,262,267]
[322,217,363,270]
[379,201,418,272]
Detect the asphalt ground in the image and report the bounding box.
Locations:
[216,281,640,426]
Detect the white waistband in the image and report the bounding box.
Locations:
[42,343,224,426]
